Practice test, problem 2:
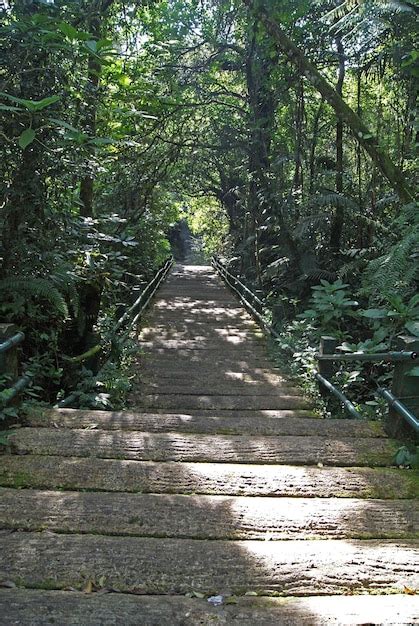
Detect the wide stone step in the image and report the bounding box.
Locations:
[134,393,310,411]
[32,409,386,438]
[137,382,304,396]
[137,368,289,383]
[138,339,267,351]
[153,302,246,312]
[0,532,417,595]
[148,315,258,326]
[1,456,416,498]
[140,348,270,360]
[1,489,417,540]
[1,590,418,626]
[140,356,274,370]
[139,326,263,339]
[10,428,397,465]
[137,365,287,378]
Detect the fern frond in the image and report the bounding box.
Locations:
[0,278,69,318]
[51,274,80,317]
[294,213,330,237]
[312,193,358,211]
[361,228,419,302]
[304,269,337,281]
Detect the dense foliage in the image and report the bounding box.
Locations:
[1,0,418,414]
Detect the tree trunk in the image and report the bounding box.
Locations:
[329,36,345,252]
[244,21,302,275]
[309,99,324,194]
[242,0,414,204]
[79,11,101,217]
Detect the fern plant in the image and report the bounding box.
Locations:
[361,228,418,303]
[0,277,69,319]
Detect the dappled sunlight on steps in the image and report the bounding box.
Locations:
[0,263,418,623]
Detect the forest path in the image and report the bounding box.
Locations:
[0,264,418,624]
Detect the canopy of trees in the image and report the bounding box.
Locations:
[1,0,418,408]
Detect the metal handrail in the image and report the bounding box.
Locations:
[55,256,174,408]
[316,351,417,363]
[313,370,362,419]
[211,257,280,340]
[0,332,25,355]
[212,257,419,430]
[377,388,419,432]
[114,256,173,334]
[212,257,264,310]
[0,374,31,407]
[65,256,174,365]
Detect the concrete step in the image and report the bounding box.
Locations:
[136,368,289,383]
[132,392,310,410]
[136,382,304,396]
[32,409,386,438]
[0,532,417,596]
[1,456,416,498]
[146,316,258,327]
[132,393,310,411]
[1,488,416,540]
[138,339,267,351]
[138,356,274,369]
[10,428,398,465]
[139,326,263,339]
[1,590,418,626]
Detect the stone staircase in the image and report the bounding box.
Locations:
[0,264,418,624]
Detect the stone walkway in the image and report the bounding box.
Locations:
[0,264,418,624]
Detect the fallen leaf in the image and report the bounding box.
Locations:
[225,596,238,605]
[83,580,93,593]
[404,586,417,595]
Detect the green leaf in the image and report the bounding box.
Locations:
[48,118,80,133]
[89,137,114,146]
[0,104,22,112]
[85,40,98,54]
[0,92,60,112]
[394,446,419,468]
[18,128,36,149]
[0,430,15,446]
[58,21,81,40]
[31,95,61,111]
[405,321,419,337]
[360,309,388,319]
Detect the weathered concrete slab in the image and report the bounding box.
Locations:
[133,393,310,411]
[136,382,305,396]
[31,409,387,438]
[138,339,268,351]
[0,590,418,626]
[136,368,291,383]
[1,489,417,539]
[10,428,398,465]
[0,532,417,595]
[139,326,264,340]
[1,456,416,498]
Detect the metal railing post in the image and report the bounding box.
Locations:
[318,336,338,398]
[0,324,19,381]
[388,335,419,437]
